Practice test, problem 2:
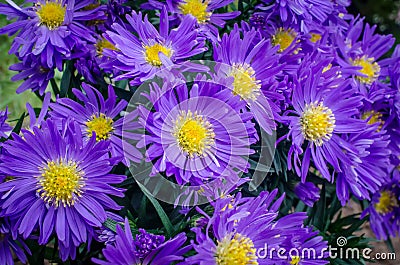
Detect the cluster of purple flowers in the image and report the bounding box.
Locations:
[0,0,398,264]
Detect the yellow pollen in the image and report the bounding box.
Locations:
[272,28,297,52]
[300,102,336,146]
[310,33,322,43]
[375,191,398,214]
[215,234,258,265]
[96,38,117,56]
[220,195,235,212]
[83,3,101,10]
[322,64,332,73]
[178,0,211,24]
[361,110,384,131]
[173,110,215,157]
[220,203,234,212]
[351,56,380,84]
[84,3,105,26]
[36,1,66,30]
[229,64,261,102]
[86,113,114,141]
[290,256,301,265]
[144,43,172,67]
[4,176,14,182]
[37,160,84,207]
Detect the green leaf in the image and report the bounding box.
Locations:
[103,218,119,233]
[11,112,25,134]
[137,181,174,237]
[25,239,45,265]
[113,85,134,101]
[60,61,73,97]
[311,183,326,230]
[50,78,60,95]
[385,237,395,253]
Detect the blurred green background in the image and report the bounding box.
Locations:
[0,0,399,120]
[349,0,400,48]
[0,0,41,121]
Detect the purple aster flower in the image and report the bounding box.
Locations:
[26,92,51,130]
[274,226,329,265]
[187,190,328,264]
[9,54,55,95]
[95,213,124,246]
[361,176,400,240]
[0,109,11,139]
[0,0,104,69]
[92,218,190,265]
[104,0,131,28]
[50,83,142,166]
[84,0,131,31]
[143,0,240,39]
[294,182,320,207]
[108,0,131,16]
[104,7,206,85]
[134,229,165,258]
[390,45,400,116]
[213,26,283,134]
[97,228,118,246]
[283,53,366,182]
[336,125,391,205]
[387,118,400,175]
[74,35,119,84]
[324,1,352,34]
[335,17,395,95]
[137,75,256,185]
[0,119,126,261]
[251,16,304,75]
[74,55,103,84]
[259,0,334,25]
[264,18,303,55]
[298,19,338,55]
[0,218,31,265]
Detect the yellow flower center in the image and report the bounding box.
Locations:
[300,102,336,146]
[37,160,85,207]
[178,0,211,24]
[215,234,258,265]
[361,110,384,131]
[229,64,261,102]
[173,110,215,157]
[36,1,66,30]
[351,56,381,84]
[375,191,398,214]
[144,43,172,67]
[272,28,297,52]
[290,256,301,265]
[96,38,117,56]
[86,114,114,141]
[310,33,322,43]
